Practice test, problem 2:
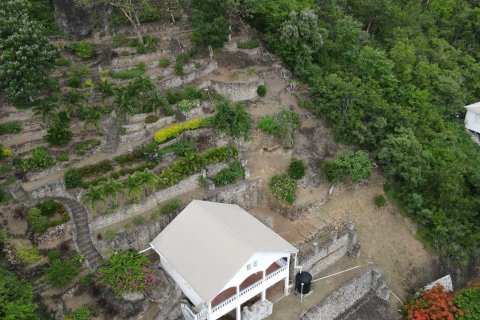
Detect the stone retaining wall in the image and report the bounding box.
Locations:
[29,181,74,200]
[300,266,391,320]
[298,221,359,276]
[158,60,218,91]
[210,77,264,102]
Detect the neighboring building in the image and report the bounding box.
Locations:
[150,200,299,320]
[464,102,480,134]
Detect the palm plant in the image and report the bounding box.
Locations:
[81,185,105,215]
[99,179,122,207]
[114,88,134,117]
[122,175,143,202]
[82,104,104,132]
[137,169,159,195]
[33,99,59,123]
[95,78,115,102]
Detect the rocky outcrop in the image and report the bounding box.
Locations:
[53,0,109,38]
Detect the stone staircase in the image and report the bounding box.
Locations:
[102,116,121,153]
[54,197,103,269]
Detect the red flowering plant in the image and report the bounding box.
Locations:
[96,250,156,297]
[402,284,464,320]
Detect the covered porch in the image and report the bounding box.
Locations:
[182,258,290,320]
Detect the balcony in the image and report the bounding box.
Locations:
[182,260,288,320]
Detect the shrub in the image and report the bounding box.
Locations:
[48,249,61,261]
[46,254,83,287]
[288,158,306,180]
[274,109,301,147]
[374,195,387,208]
[97,250,155,296]
[455,288,480,320]
[27,208,48,233]
[212,100,252,138]
[269,173,297,204]
[257,85,267,97]
[237,39,260,49]
[80,160,114,177]
[73,139,101,155]
[213,161,245,186]
[0,121,22,135]
[131,35,158,54]
[160,199,182,215]
[0,164,11,174]
[174,63,184,76]
[258,115,276,134]
[159,140,197,157]
[45,121,72,146]
[153,117,210,143]
[178,100,198,112]
[133,216,146,226]
[183,86,206,100]
[64,168,83,189]
[66,306,90,320]
[68,41,94,60]
[0,269,42,319]
[29,146,54,171]
[13,242,43,264]
[197,175,208,188]
[322,151,371,184]
[159,57,170,68]
[67,75,81,88]
[36,199,65,217]
[57,153,69,162]
[402,285,463,320]
[165,90,183,104]
[0,145,13,159]
[54,57,71,67]
[145,115,159,124]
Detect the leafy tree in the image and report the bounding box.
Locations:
[323,150,371,184]
[277,9,323,76]
[0,0,59,101]
[190,0,229,49]
[0,269,40,320]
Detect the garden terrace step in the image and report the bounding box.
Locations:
[51,197,102,270]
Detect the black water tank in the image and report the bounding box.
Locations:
[295,271,313,294]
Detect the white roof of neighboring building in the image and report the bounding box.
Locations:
[150,200,298,304]
[465,102,480,113]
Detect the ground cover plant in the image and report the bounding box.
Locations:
[269,173,297,204]
[238,39,260,49]
[153,117,210,143]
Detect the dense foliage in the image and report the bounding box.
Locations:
[323,151,371,184]
[235,0,480,265]
[0,0,59,101]
[46,253,83,287]
[0,122,22,135]
[454,288,480,320]
[213,161,245,186]
[97,250,155,296]
[212,100,252,138]
[0,269,42,319]
[190,0,229,49]
[288,158,306,180]
[257,109,301,147]
[153,117,210,143]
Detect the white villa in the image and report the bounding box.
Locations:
[465,102,480,135]
[150,200,300,320]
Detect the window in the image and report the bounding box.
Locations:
[246,263,252,271]
[253,260,258,267]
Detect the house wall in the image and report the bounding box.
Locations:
[221,251,290,292]
[465,110,480,133]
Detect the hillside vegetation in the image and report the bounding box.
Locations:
[231,0,480,266]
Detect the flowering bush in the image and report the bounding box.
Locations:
[97,250,156,297]
[153,117,210,143]
[403,285,464,320]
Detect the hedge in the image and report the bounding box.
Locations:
[153,117,210,143]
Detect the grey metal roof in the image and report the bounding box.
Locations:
[465,102,480,113]
[150,200,298,304]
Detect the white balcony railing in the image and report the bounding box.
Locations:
[183,264,288,320]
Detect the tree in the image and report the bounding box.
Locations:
[0,0,59,101]
[76,0,148,43]
[212,100,252,138]
[81,105,104,132]
[0,269,40,320]
[82,185,105,214]
[33,99,59,123]
[190,0,229,49]
[277,9,324,76]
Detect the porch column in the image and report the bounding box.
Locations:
[207,302,212,320]
[261,270,266,300]
[236,285,241,320]
[284,256,290,295]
